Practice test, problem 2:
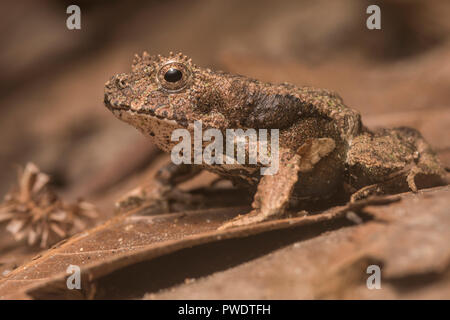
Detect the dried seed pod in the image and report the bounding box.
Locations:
[0,163,98,248]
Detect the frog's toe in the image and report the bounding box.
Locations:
[350,184,383,202]
[406,167,420,193]
[115,185,159,211]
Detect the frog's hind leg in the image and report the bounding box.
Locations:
[347,127,445,202]
[349,164,412,202]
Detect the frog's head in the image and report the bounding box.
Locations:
[105,52,197,127]
[104,52,253,145]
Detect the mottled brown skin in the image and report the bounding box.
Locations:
[104,52,445,229]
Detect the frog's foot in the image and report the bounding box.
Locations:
[115,183,166,211]
[218,208,309,230]
[116,163,203,213]
[406,157,446,193]
[116,181,205,213]
[219,139,335,230]
[162,186,207,212]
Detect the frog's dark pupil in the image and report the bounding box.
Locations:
[164,68,183,82]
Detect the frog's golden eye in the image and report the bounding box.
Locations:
[157,62,191,92]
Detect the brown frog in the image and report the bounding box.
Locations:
[104,52,445,229]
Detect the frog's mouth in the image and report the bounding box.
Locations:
[104,92,190,131]
[104,95,161,117]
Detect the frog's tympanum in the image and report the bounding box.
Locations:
[104,52,445,229]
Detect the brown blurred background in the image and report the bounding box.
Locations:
[0,0,450,299]
[1,0,450,210]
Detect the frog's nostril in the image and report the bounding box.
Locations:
[116,77,128,89]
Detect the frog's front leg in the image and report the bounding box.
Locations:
[116,162,203,212]
[219,138,336,229]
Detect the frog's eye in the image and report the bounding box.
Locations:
[164,68,182,82]
[157,62,191,92]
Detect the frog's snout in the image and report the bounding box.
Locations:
[104,73,133,110]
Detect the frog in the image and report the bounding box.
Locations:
[104,52,445,229]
